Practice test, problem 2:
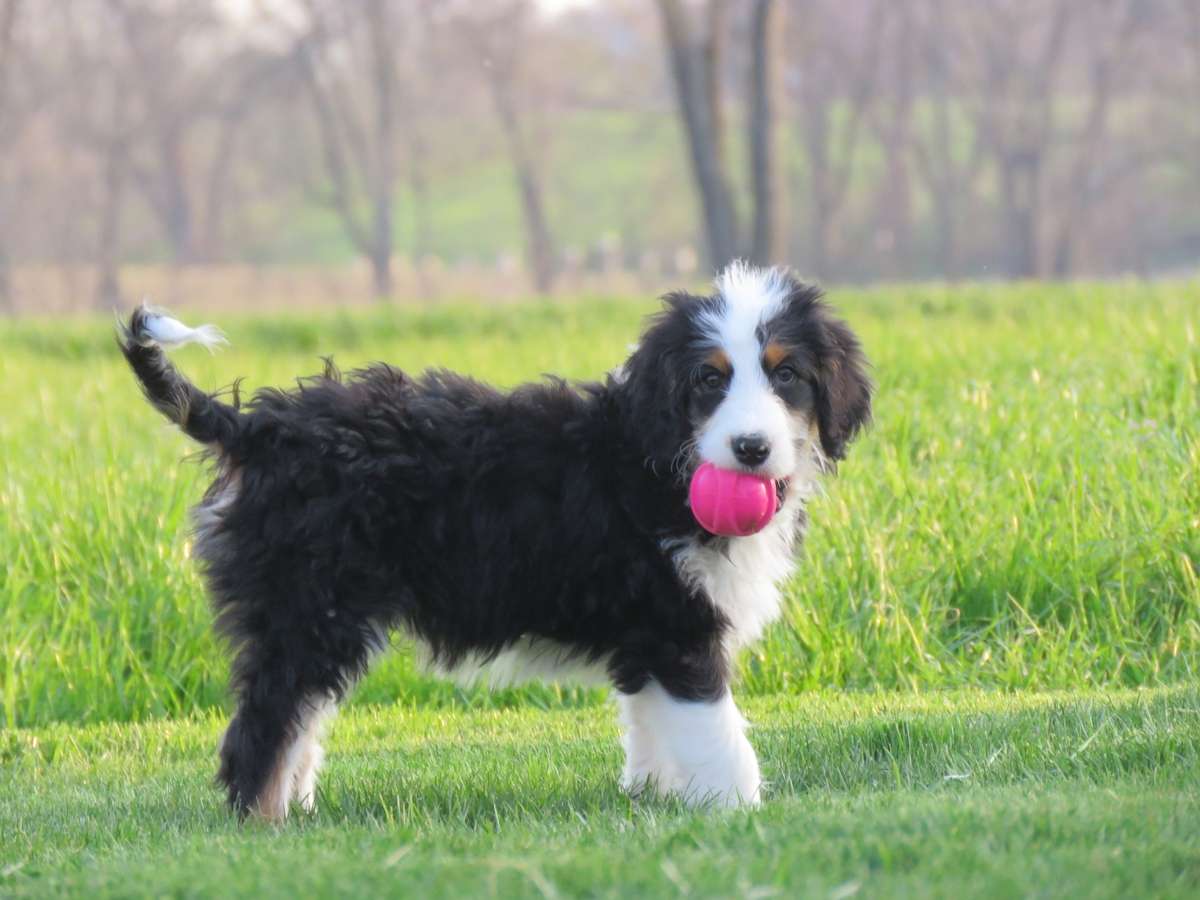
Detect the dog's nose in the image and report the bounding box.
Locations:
[731,434,770,468]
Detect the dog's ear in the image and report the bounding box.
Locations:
[813,313,872,462]
[614,293,700,471]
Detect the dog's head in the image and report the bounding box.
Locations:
[616,263,872,488]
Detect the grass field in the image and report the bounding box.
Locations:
[2,689,1198,897]
[1,280,1198,896]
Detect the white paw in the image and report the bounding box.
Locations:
[618,684,763,809]
[674,731,762,808]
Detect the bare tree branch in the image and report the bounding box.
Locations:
[1050,0,1145,277]
[789,0,884,277]
[293,34,371,255]
[657,0,739,269]
[0,0,20,310]
[747,0,779,266]
[448,0,558,292]
[0,0,18,117]
[290,0,401,298]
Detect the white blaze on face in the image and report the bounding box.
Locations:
[695,264,798,480]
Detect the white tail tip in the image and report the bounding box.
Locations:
[136,302,228,352]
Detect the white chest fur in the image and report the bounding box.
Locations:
[667,493,805,649]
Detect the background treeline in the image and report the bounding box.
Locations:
[0,0,1198,309]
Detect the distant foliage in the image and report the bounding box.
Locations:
[1,0,1199,311]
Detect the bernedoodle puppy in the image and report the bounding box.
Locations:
[119,263,871,820]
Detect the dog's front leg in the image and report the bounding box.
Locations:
[617,687,675,796]
[618,680,761,808]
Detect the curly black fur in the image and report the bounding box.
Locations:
[119,273,871,817]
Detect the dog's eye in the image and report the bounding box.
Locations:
[773,365,800,385]
[698,366,727,390]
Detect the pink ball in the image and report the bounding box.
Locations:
[688,462,778,537]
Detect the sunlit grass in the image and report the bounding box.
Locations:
[1,688,1197,897]
[1,281,1198,727]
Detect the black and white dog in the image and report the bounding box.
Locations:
[120,263,871,819]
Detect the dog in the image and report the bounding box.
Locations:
[119,263,871,820]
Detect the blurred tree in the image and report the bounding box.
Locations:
[907,0,986,279]
[443,0,559,293]
[196,51,292,263]
[107,0,200,266]
[1173,0,1200,201]
[868,4,916,278]
[103,0,261,269]
[54,1,140,307]
[784,0,884,278]
[655,0,739,270]
[959,0,1075,278]
[291,0,402,299]
[1188,2,1200,146]
[656,0,783,271]
[1047,0,1148,277]
[1,0,1198,300]
[34,0,286,304]
[0,0,21,311]
[401,2,436,297]
[747,0,781,267]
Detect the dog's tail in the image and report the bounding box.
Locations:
[118,303,243,449]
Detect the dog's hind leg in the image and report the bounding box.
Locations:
[216,626,371,822]
[216,651,315,822]
[291,695,336,813]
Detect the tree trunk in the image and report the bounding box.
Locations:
[513,161,555,294]
[1050,1,1137,279]
[491,77,556,294]
[369,198,393,299]
[161,128,193,267]
[0,0,19,312]
[925,73,958,277]
[96,142,125,309]
[369,245,393,299]
[407,124,434,297]
[790,0,883,280]
[807,205,831,282]
[748,0,779,266]
[366,0,395,300]
[1189,4,1200,156]
[878,139,913,278]
[984,1,1071,280]
[930,185,957,279]
[296,3,399,302]
[999,154,1039,279]
[875,7,914,277]
[296,34,371,264]
[657,0,739,270]
[199,112,242,264]
[802,104,833,278]
[0,238,10,314]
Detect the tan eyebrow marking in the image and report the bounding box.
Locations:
[762,342,790,371]
[704,349,732,374]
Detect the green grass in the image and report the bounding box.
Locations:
[2,282,1200,728]
[1,281,1198,895]
[2,688,1198,897]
